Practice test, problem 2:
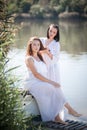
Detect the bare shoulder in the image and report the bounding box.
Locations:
[25,56,34,63]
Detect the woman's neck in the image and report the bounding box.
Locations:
[48,38,54,42]
[32,53,41,61]
[33,53,38,57]
[45,38,54,46]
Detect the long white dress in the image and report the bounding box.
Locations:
[40,37,60,84]
[24,56,66,121]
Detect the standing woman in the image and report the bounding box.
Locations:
[40,24,61,83]
[24,37,81,124]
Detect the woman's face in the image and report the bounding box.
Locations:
[31,40,40,53]
[48,26,57,40]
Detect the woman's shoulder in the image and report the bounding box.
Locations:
[25,56,34,62]
[53,40,60,45]
[52,41,60,51]
[40,37,47,43]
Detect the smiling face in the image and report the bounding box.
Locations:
[47,24,59,42]
[26,37,45,56]
[48,26,57,40]
[31,39,40,53]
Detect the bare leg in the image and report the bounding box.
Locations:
[55,115,68,125]
[65,103,82,117]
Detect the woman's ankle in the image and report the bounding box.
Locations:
[55,115,68,125]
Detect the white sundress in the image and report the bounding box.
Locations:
[24,56,66,121]
[40,37,61,84]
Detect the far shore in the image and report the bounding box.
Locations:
[13,12,87,22]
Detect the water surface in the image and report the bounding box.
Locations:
[8,19,87,121]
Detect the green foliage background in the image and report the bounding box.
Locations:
[7,0,87,16]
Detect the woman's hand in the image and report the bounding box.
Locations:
[50,81,61,88]
[39,49,53,59]
[46,49,53,59]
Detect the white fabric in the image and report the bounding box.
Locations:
[24,56,66,121]
[23,95,40,117]
[40,37,60,83]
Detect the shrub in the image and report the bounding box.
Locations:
[29,4,44,18]
[0,0,26,129]
[20,1,31,13]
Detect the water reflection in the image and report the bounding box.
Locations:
[15,19,87,56]
[59,20,87,55]
[8,20,87,121]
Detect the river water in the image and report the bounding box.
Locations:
[7,19,87,121]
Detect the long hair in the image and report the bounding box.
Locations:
[47,24,60,42]
[26,37,45,61]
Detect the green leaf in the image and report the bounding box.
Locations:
[5,65,21,73]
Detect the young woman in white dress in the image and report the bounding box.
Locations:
[40,24,61,83]
[24,37,81,124]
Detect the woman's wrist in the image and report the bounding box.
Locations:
[49,80,55,85]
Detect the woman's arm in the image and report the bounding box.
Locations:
[39,49,53,59]
[25,57,60,88]
[40,38,53,59]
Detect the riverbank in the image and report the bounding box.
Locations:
[14,12,87,22]
[59,12,87,20]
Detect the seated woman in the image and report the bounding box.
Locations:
[24,36,81,124]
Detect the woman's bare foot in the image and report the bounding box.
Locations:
[68,110,82,117]
[55,115,68,125]
[64,103,82,117]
